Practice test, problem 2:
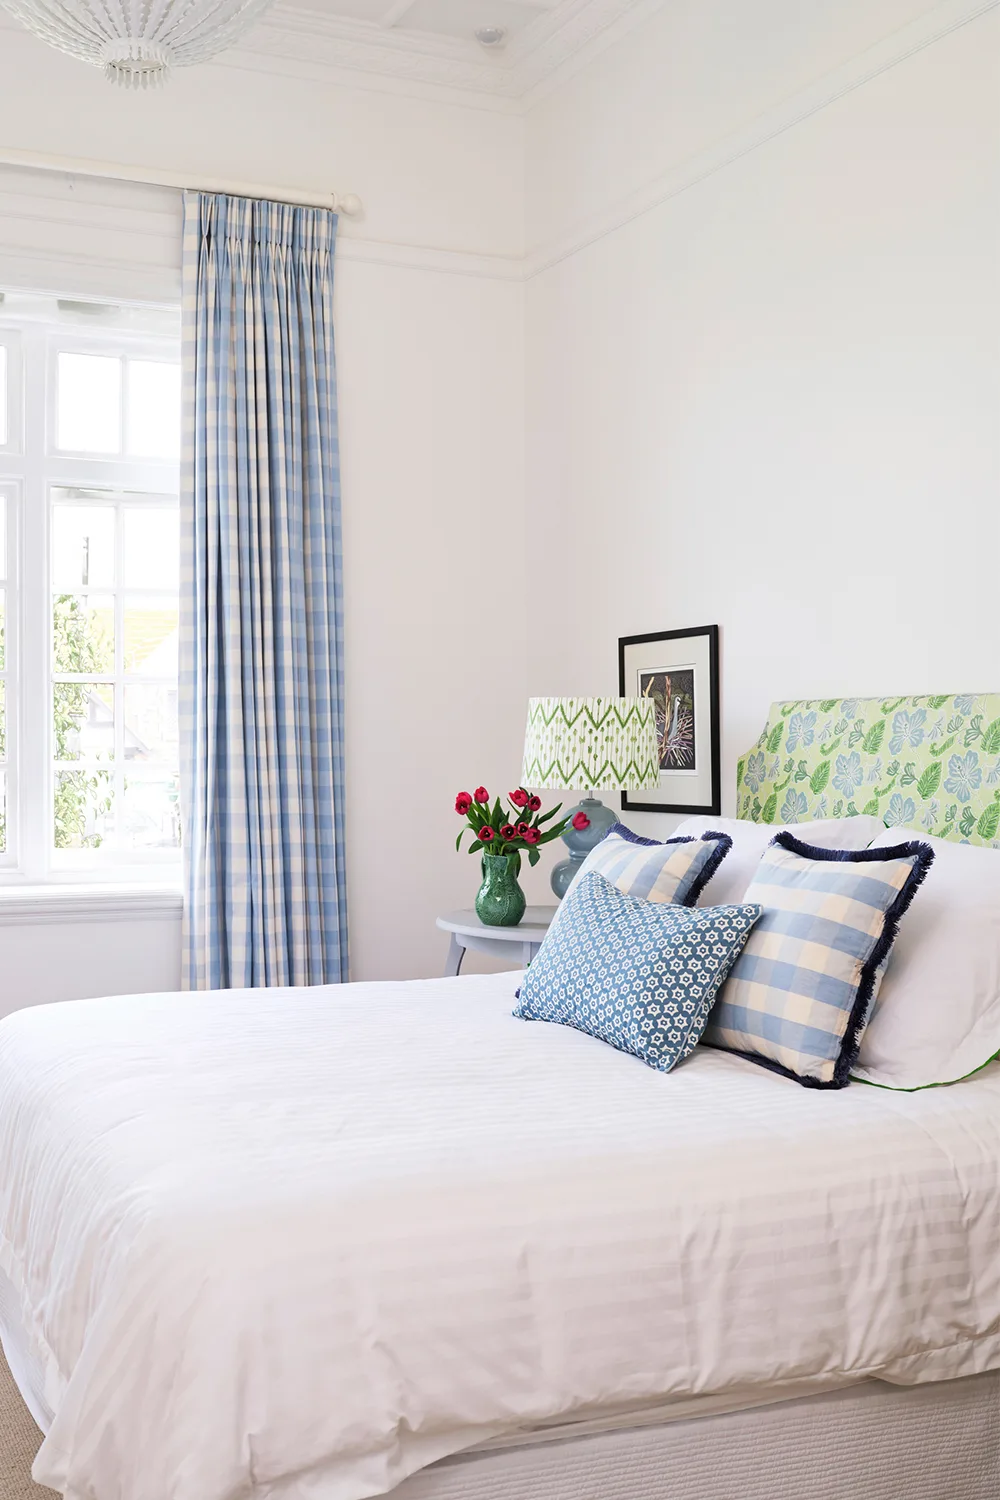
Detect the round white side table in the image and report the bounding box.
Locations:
[436,907,556,977]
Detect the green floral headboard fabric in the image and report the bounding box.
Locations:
[736,695,1000,847]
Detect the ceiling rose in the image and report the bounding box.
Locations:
[0,0,275,87]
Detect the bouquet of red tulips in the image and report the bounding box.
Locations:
[454,785,578,866]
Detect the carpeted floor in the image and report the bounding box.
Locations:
[0,1350,55,1499]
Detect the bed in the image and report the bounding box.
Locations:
[0,693,997,1500]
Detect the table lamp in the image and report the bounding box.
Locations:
[521,696,660,898]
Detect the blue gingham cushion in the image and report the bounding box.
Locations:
[702,831,935,1089]
[515,869,761,1073]
[568,824,732,908]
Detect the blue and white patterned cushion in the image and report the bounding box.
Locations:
[515,870,761,1073]
[702,831,935,1089]
[567,824,732,908]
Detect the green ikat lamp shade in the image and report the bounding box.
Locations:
[521,697,660,898]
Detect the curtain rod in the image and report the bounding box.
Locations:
[0,145,363,216]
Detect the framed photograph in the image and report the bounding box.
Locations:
[618,625,720,815]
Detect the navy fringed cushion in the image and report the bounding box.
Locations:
[702,831,934,1088]
[567,824,732,908]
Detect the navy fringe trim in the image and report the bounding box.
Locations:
[753,830,936,1088]
[684,831,733,906]
[608,821,689,847]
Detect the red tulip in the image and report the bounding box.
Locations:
[571,811,591,831]
[509,789,529,808]
[500,824,517,840]
[479,826,495,842]
[523,827,541,844]
[515,821,530,837]
[474,786,489,803]
[455,792,473,815]
[527,795,542,811]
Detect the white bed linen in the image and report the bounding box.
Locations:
[0,972,996,1500]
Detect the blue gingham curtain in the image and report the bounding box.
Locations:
[180,191,348,990]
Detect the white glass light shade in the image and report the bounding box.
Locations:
[1,0,274,88]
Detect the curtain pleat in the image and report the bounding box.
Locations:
[180,191,347,989]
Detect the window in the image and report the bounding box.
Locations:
[0,293,181,880]
[0,347,8,448]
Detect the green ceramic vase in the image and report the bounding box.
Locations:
[476,852,526,927]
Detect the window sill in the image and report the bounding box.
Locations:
[0,885,182,925]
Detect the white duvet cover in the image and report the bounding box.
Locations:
[0,972,996,1500]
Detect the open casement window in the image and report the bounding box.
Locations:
[0,292,181,880]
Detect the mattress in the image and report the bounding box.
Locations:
[0,970,995,1500]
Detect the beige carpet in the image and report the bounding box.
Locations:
[0,1350,55,1499]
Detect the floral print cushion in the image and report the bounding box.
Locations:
[736,695,1000,847]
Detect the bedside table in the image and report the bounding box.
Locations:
[436,907,556,977]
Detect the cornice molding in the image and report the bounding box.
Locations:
[3,0,993,119]
[511,0,665,100]
[222,0,658,105]
[0,0,654,111]
[523,0,1000,277]
[231,7,522,98]
[338,0,1000,281]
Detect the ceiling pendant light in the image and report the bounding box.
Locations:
[0,0,275,88]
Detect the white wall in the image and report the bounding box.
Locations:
[524,0,1000,839]
[0,21,527,992]
[0,0,993,994]
[338,261,529,979]
[0,914,182,1014]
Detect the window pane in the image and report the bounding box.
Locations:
[52,505,116,589]
[52,593,114,674]
[0,680,5,759]
[57,353,121,453]
[0,773,6,854]
[121,771,180,850]
[124,683,177,763]
[0,495,6,579]
[123,508,179,589]
[124,596,178,675]
[53,682,114,761]
[0,589,5,673]
[127,361,180,460]
[0,349,6,446]
[54,769,113,849]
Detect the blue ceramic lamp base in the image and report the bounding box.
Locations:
[550,796,618,898]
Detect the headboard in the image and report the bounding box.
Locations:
[736,694,1000,847]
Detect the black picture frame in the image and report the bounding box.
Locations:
[618,624,721,816]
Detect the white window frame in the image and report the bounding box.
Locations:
[0,479,17,871]
[0,309,180,884]
[0,331,23,456]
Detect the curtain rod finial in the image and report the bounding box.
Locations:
[333,193,362,218]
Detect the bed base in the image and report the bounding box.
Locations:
[393,1372,1000,1500]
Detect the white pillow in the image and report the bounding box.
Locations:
[853,828,1000,1090]
[670,814,883,906]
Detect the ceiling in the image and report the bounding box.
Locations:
[289,0,558,47]
[238,0,646,102]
